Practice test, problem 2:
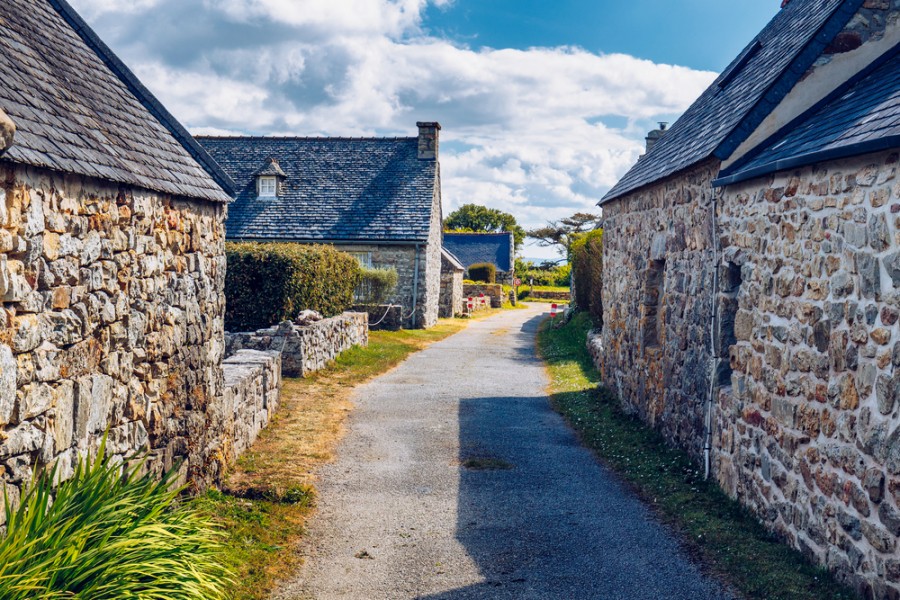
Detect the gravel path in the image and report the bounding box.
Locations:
[273,305,733,600]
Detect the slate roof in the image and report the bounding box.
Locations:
[0,0,232,202]
[716,46,900,186]
[441,247,465,271]
[601,0,863,204]
[196,137,439,243]
[442,232,514,273]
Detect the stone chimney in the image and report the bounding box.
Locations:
[644,122,668,153]
[417,122,441,161]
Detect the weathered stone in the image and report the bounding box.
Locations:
[872,328,892,345]
[879,502,900,536]
[859,253,881,299]
[869,213,890,251]
[832,271,854,297]
[862,520,896,553]
[22,383,52,419]
[877,373,898,415]
[0,345,15,426]
[865,467,885,503]
[0,422,43,457]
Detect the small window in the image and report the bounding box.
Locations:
[348,252,372,268]
[258,176,277,197]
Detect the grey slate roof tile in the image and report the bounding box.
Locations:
[0,0,231,202]
[196,137,438,243]
[601,0,861,204]
[442,233,513,272]
[718,48,900,184]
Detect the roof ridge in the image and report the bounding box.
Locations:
[47,0,235,197]
[600,0,865,204]
[195,135,416,141]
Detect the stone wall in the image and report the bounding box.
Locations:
[440,258,463,318]
[463,283,504,308]
[600,159,721,457]
[0,163,227,502]
[337,242,439,329]
[212,350,281,479]
[714,149,900,597]
[352,304,402,331]
[225,312,368,377]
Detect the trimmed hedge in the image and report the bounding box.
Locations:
[226,242,361,331]
[357,267,399,305]
[468,262,497,283]
[571,229,603,327]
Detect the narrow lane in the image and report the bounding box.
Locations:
[274,304,731,600]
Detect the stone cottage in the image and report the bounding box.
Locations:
[440,247,464,318]
[198,123,445,329]
[0,0,236,501]
[442,231,515,283]
[599,0,900,595]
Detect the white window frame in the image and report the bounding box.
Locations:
[258,176,277,197]
[348,252,373,268]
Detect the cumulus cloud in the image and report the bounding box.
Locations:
[69,0,716,256]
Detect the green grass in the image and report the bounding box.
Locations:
[538,312,857,600]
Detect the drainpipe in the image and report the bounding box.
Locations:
[704,194,721,481]
[411,244,421,328]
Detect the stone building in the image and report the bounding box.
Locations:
[0,0,235,500]
[599,1,900,595]
[440,248,464,318]
[442,232,515,283]
[198,123,445,329]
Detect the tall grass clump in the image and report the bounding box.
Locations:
[0,441,232,599]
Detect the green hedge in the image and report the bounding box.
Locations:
[468,262,497,283]
[357,267,399,305]
[226,242,361,331]
[571,229,603,326]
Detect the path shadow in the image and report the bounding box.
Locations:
[416,311,728,600]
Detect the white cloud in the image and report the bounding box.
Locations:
[69,0,716,254]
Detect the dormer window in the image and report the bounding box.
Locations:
[258,176,277,197]
[255,157,287,198]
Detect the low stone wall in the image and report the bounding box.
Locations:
[208,350,281,481]
[352,304,403,331]
[440,270,463,317]
[524,290,570,301]
[463,283,503,308]
[226,312,368,377]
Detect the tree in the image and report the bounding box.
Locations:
[444,204,526,250]
[527,212,602,258]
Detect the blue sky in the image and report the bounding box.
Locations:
[423,1,777,72]
[70,0,780,259]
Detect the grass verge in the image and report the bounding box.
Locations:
[201,318,470,600]
[537,312,856,600]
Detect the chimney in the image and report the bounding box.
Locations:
[417,121,441,161]
[644,122,668,153]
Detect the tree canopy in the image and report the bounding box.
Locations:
[443,204,526,249]
[526,212,602,258]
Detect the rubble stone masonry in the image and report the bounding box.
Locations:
[716,150,900,596]
[601,159,721,457]
[0,163,228,507]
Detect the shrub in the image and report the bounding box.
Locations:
[467,262,497,283]
[571,229,603,326]
[226,242,361,331]
[356,267,399,305]
[0,441,232,599]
